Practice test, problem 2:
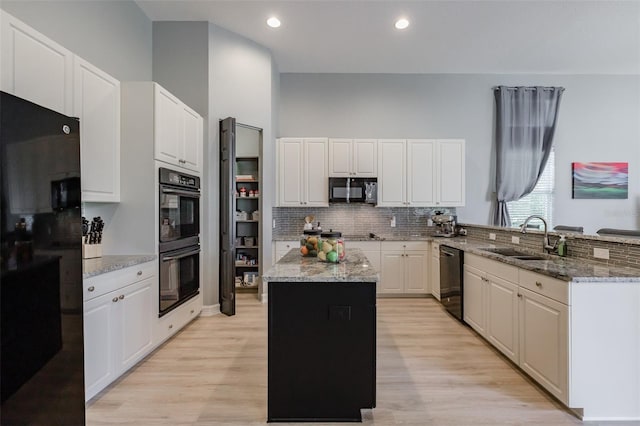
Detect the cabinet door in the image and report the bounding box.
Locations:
[304,138,328,206]
[406,139,436,206]
[83,291,117,401]
[181,105,202,173]
[118,278,154,372]
[486,275,519,363]
[431,250,441,300]
[74,56,120,202]
[380,251,404,293]
[353,139,377,177]
[463,264,486,336]
[0,11,73,115]
[437,139,465,206]
[278,139,304,206]
[154,85,182,166]
[328,138,352,177]
[377,139,406,206]
[404,251,430,293]
[519,287,568,404]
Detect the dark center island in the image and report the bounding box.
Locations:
[263,248,379,423]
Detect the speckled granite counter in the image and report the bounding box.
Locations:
[438,238,640,282]
[83,255,156,279]
[263,248,378,283]
[273,233,434,242]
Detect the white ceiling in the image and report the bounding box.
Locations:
[136,0,640,75]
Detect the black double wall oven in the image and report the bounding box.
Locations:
[159,167,201,316]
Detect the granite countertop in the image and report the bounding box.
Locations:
[439,238,640,283]
[83,255,157,279]
[274,233,435,242]
[263,248,379,283]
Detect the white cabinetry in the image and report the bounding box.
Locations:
[430,241,441,300]
[154,84,203,173]
[1,11,121,203]
[0,11,73,115]
[380,241,429,295]
[73,56,120,202]
[377,139,465,207]
[83,261,155,401]
[277,138,328,207]
[273,241,299,265]
[462,262,486,336]
[328,138,377,177]
[349,241,381,277]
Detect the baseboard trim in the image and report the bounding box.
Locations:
[200,304,220,316]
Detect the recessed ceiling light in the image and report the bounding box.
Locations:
[267,17,281,28]
[395,18,409,30]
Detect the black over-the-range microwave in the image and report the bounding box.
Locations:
[328,177,377,204]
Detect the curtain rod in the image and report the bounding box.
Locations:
[493,86,565,91]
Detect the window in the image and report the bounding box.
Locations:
[507,150,555,229]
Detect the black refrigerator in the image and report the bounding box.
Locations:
[1,92,86,424]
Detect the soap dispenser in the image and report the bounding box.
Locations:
[557,235,567,257]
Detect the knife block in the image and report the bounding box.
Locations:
[82,243,102,259]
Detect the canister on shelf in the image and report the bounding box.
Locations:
[300,229,321,257]
[318,230,344,263]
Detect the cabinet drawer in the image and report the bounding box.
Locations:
[348,241,381,251]
[465,253,518,283]
[382,241,429,251]
[519,269,568,305]
[274,240,298,252]
[84,260,155,301]
[154,293,202,345]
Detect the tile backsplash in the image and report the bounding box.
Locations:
[272,205,456,238]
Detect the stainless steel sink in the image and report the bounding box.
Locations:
[479,247,546,261]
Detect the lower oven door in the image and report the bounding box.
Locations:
[159,245,200,316]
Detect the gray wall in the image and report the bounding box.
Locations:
[0,1,152,81]
[279,73,640,234]
[209,24,276,301]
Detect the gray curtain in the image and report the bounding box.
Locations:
[493,86,564,226]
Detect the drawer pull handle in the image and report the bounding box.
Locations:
[190,309,195,314]
[481,277,489,282]
[119,294,125,300]
[112,297,119,303]
[518,293,522,298]
[88,286,95,292]
[137,270,143,276]
[535,281,542,287]
[168,324,173,329]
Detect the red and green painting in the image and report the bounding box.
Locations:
[572,162,628,199]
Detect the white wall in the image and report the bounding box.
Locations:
[0,1,152,81]
[209,24,276,302]
[279,73,640,234]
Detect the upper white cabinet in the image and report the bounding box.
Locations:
[378,139,465,207]
[154,84,202,173]
[73,56,120,202]
[436,139,465,207]
[328,138,377,177]
[277,138,328,207]
[0,11,73,115]
[1,11,121,202]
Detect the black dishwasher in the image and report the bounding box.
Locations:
[440,246,464,322]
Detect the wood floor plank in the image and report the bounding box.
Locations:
[86,294,599,425]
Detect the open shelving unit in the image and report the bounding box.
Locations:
[234,127,261,292]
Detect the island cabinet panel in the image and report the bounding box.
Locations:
[268,282,376,422]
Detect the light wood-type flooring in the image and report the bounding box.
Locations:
[86,294,627,426]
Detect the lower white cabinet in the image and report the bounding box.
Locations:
[463,253,568,404]
[430,242,441,300]
[273,240,298,265]
[83,262,155,401]
[518,287,568,403]
[380,242,429,295]
[349,241,381,280]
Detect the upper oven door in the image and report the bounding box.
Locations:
[159,185,200,245]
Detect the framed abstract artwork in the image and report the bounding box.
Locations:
[572,162,628,199]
